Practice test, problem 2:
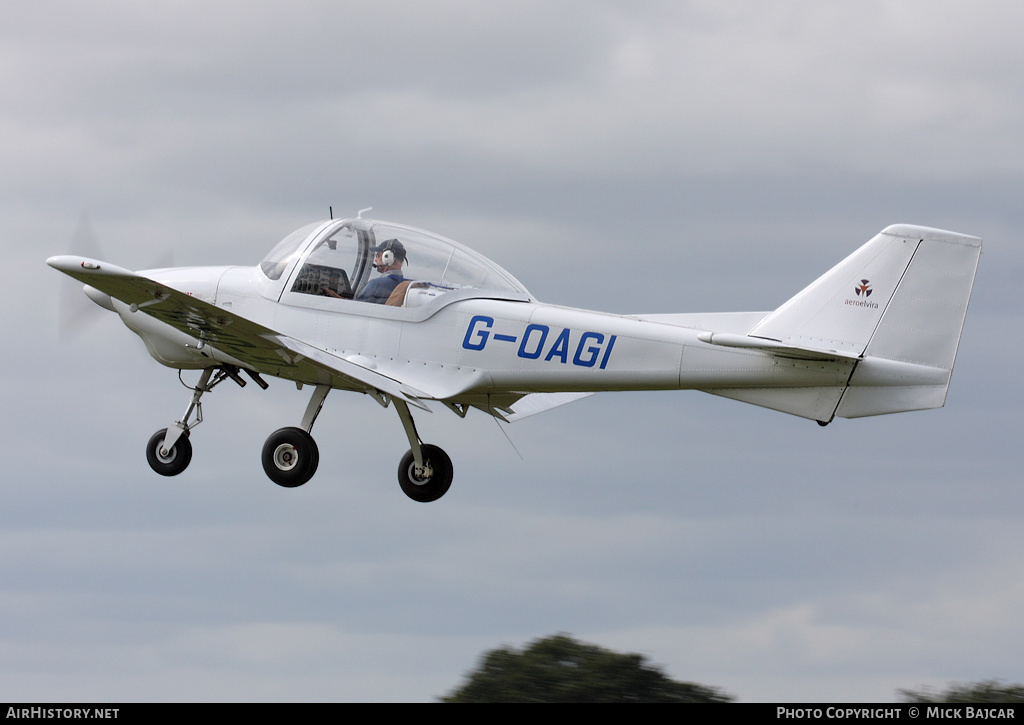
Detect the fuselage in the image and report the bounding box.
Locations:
[114,261,852,400]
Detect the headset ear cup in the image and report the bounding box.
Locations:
[380,249,395,267]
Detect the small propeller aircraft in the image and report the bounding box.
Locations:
[48,215,982,502]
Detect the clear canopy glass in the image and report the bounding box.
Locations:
[259,221,325,281]
[264,219,529,304]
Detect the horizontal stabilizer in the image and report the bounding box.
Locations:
[696,331,859,361]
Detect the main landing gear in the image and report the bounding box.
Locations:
[393,400,453,503]
[260,384,328,488]
[260,393,454,501]
[146,370,454,502]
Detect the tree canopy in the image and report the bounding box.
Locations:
[440,633,734,703]
[899,680,1024,703]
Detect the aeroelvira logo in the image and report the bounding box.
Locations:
[846,279,879,309]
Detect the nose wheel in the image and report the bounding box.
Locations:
[145,367,222,477]
[146,428,193,476]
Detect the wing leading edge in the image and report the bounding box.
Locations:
[46,256,434,410]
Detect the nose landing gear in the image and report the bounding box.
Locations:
[145,365,262,477]
[146,428,192,476]
[145,367,216,477]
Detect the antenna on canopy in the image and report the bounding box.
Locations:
[357,207,373,219]
[329,206,333,219]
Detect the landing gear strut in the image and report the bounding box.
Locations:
[394,399,453,502]
[145,366,259,477]
[146,368,213,477]
[147,369,456,499]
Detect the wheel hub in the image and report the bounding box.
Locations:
[273,444,298,471]
[410,461,434,483]
[397,444,452,502]
[156,446,175,463]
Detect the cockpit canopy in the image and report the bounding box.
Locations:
[260,218,529,307]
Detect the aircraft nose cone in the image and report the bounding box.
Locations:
[83,284,115,312]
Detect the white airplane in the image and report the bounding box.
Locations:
[48,216,982,502]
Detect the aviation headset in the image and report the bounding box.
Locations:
[375,239,406,271]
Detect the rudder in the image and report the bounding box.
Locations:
[836,226,982,417]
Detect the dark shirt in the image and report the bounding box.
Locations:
[356,273,405,304]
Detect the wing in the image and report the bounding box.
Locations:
[441,391,593,422]
[47,256,433,410]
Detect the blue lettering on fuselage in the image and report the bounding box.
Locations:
[462,315,616,369]
[462,315,493,350]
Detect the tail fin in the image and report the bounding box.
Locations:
[749,224,982,418]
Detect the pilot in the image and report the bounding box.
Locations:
[356,239,407,304]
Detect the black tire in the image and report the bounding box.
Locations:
[146,428,192,477]
[262,427,319,488]
[398,444,453,503]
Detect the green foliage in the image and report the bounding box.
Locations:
[899,680,1024,703]
[441,633,734,703]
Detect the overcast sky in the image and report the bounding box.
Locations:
[4,0,1023,702]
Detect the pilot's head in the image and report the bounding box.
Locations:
[373,239,407,272]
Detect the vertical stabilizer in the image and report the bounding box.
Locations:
[737,225,980,419]
[750,226,928,356]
